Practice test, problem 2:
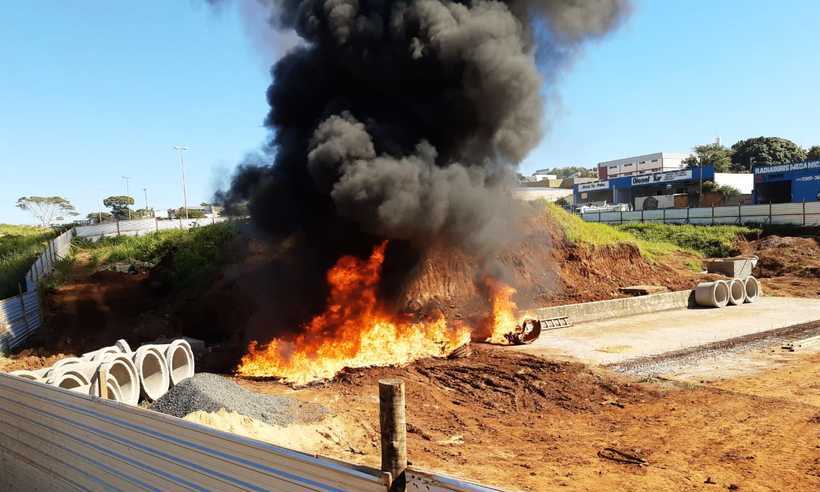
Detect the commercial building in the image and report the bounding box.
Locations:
[597,152,691,180]
[573,165,754,210]
[753,160,820,203]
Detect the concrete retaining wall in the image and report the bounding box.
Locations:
[526,290,695,325]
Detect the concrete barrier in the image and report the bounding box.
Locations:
[525,290,695,325]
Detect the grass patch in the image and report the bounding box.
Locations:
[75,222,238,289]
[0,224,58,298]
[545,204,682,261]
[616,223,756,258]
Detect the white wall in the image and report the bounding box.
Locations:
[715,173,754,194]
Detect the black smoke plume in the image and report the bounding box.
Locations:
[213,0,630,333]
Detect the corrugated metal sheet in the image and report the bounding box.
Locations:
[76,218,226,240]
[0,374,388,491]
[407,469,500,491]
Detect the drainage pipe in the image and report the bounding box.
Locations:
[98,354,140,405]
[47,369,91,394]
[142,340,195,386]
[694,281,730,308]
[48,361,122,401]
[9,368,50,382]
[744,276,761,303]
[727,278,746,306]
[131,346,170,401]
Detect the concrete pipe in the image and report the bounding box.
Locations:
[694,281,730,308]
[143,340,195,386]
[51,357,83,371]
[744,276,761,303]
[47,369,91,394]
[82,346,121,362]
[48,361,118,400]
[114,339,132,354]
[132,346,170,402]
[727,278,746,306]
[98,354,140,405]
[10,367,51,383]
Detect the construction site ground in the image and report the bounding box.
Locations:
[2,227,819,491]
[512,296,820,365]
[227,338,820,492]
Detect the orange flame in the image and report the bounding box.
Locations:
[484,277,521,345]
[237,241,471,385]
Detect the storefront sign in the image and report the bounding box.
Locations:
[632,169,692,186]
[754,161,820,174]
[577,181,609,192]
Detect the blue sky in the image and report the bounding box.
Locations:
[2,1,819,224]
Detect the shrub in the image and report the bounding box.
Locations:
[616,223,755,257]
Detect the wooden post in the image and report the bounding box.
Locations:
[597,211,602,223]
[379,379,407,491]
[116,219,121,237]
[620,210,624,225]
[769,202,772,224]
[155,217,159,233]
[803,200,806,227]
[711,205,715,225]
[738,202,742,225]
[98,364,109,399]
[662,208,666,224]
[641,209,644,223]
[686,206,690,224]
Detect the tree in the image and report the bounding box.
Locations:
[103,195,135,219]
[730,137,807,172]
[807,146,820,162]
[16,196,76,227]
[683,143,733,172]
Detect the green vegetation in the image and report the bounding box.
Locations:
[545,203,681,261]
[75,222,238,289]
[545,203,753,260]
[0,224,58,298]
[616,223,755,258]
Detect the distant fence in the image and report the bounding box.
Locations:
[0,228,75,352]
[76,217,227,240]
[581,201,820,227]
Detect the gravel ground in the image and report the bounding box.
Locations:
[150,373,328,426]
[608,320,820,377]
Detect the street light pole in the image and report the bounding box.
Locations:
[174,146,190,219]
[122,176,132,220]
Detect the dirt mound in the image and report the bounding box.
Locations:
[333,347,653,415]
[750,234,820,297]
[396,210,701,316]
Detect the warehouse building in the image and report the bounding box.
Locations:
[596,152,691,180]
[753,160,820,203]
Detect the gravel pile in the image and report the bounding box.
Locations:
[150,373,327,426]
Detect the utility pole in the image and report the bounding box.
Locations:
[122,176,132,220]
[174,145,190,219]
[143,187,151,218]
[749,156,755,173]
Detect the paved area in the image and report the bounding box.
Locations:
[513,296,820,365]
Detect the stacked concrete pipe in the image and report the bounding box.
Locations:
[727,278,746,306]
[744,276,761,303]
[132,346,171,402]
[142,340,195,386]
[6,338,192,405]
[694,280,730,308]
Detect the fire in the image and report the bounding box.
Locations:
[484,277,521,345]
[237,241,471,385]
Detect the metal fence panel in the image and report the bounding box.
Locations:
[407,469,500,491]
[0,374,388,491]
[582,202,820,227]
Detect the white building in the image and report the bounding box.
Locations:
[531,169,558,182]
[597,152,691,180]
